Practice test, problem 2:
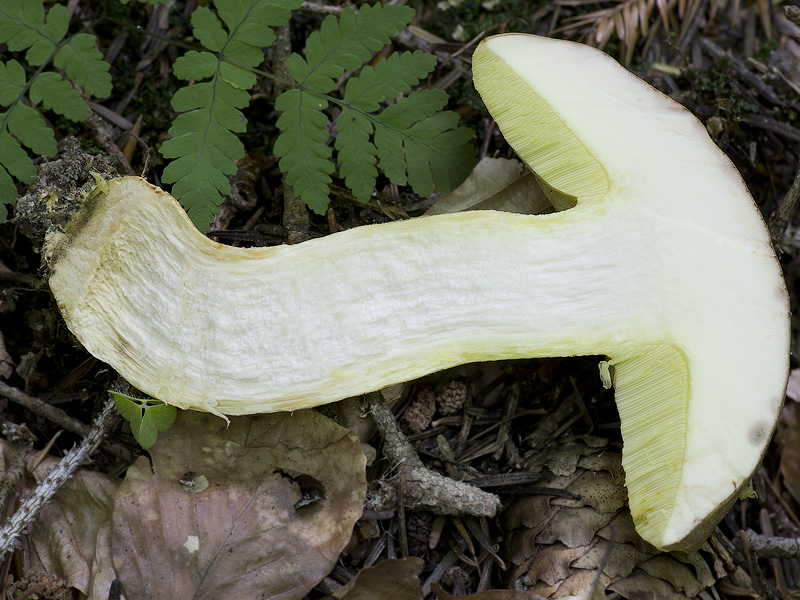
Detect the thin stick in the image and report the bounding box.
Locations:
[0,381,89,438]
[0,398,118,559]
[0,383,131,462]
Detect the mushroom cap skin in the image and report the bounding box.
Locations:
[41,34,789,551]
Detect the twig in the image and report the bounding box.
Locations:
[0,398,117,559]
[0,381,90,438]
[0,382,131,462]
[699,38,786,107]
[0,423,35,510]
[741,529,800,559]
[768,166,800,246]
[366,392,501,518]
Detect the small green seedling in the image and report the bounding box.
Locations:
[112,391,177,448]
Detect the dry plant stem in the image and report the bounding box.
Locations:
[492,384,519,461]
[0,381,89,438]
[758,508,788,590]
[711,529,781,600]
[366,393,501,518]
[0,424,35,510]
[0,382,130,461]
[768,167,800,245]
[741,529,800,559]
[85,113,136,176]
[0,397,117,559]
[699,38,785,108]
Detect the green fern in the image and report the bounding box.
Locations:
[274,4,476,213]
[0,0,111,220]
[160,0,302,228]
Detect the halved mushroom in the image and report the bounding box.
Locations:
[36,34,789,550]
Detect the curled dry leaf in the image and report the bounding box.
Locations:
[425,157,553,216]
[0,440,119,597]
[503,436,717,599]
[112,410,366,600]
[332,557,424,600]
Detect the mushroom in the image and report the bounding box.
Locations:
[35,34,788,550]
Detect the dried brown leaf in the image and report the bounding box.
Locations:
[551,471,626,514]
[776,399,800,505]
[608,569,693,599]
[426,157,552,216]
[504,436,717,598]
[537,505,615,548]
[434,583,546,600]
[638,555,705,597]
[571,539,651,578]
[0,441,120,597]
[0,331,13,379]
[333,557,424,600]
[112,410,366,600]
[524,542,590,586]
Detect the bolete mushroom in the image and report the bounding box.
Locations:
[33,34,788,551]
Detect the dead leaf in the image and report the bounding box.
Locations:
[504,436,717,598]
[0,440,120,597]
[434,583,546,600]
[333,557,424,600]
[112,410,366,600]
[776,399,800,505]
[0,331,14,379]
[426,157,552,216]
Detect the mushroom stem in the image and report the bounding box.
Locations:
[48,179,642,416]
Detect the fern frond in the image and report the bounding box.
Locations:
[161,0,302,229]
[0,1,68,66]
[276,4,475,213]
[376,90,476,197]
[0,59,54,219]
[0,0,111,217]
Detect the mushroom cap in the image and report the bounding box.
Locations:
[472,33,790,549]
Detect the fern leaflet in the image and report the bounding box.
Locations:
[275,3,476,213]
[0,0,111,219]
[160,0,302,229]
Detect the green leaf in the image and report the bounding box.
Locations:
[0,3,108,222]
[191,6,227,53]
[335,111,375,203]
[375,90,476,196]
[112,392,177,449]
[0,1,67,66]
[342,51,437,112]
[274,89,334,213]
[54,33,112,98]
[7,102,56,156]
[172,50,219,80]
[0,129,35,181]
[0,127,35,214]
[29,71,87,121]
[0,59,26,105]
[275,4,475,213]
[162,0,302,229]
